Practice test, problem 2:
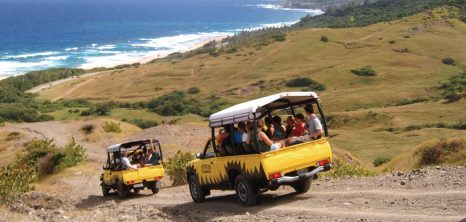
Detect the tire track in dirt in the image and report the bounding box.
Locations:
[52,78,94,102]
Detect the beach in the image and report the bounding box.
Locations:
[133,36,227,65]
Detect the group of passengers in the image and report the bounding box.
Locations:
[217,104,323,155]
[113,139,160,170]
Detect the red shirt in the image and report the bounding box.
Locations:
[294,122,305,136]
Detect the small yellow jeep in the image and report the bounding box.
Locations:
[100,139,164,199]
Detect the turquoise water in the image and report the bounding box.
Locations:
[0,0,321,77]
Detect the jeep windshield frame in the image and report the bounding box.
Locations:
[105,138,163,170]
[208,92,328,155]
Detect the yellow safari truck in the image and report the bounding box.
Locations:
[186,92,333,206]
[100,139,164,199]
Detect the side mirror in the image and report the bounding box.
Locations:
[103,165,106,170]
[196,153,202,159]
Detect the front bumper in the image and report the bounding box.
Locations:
[269,164,332,186]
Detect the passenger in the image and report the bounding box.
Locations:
[147,139,160,165]
[220,125,233,155]
[234,122,247,143]
[245,120,254,140]
[140,147,150,165]
[264,116,274,139]
[285,116,295,138]
[247,119,284,151]
[287,104,323,145]
[272,116,287,142]
[217,128,226,145]
[288,113,305,138]
[121,150,138,170]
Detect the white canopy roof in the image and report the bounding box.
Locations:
[106,139,159,153]
[209,91,319,127]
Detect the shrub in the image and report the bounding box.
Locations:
[164,150,195,186]
[389,40,395,44]
[6,131,22,141]
[0,137,87,205]
[270,33,286,42]
[59,137,88,169]
[444,91,462,102]
[442,57,455,65]
[285,77,326,91]
[187,87,200,94]
[102,121,122,133]
[326,157,373,178]
[81,124,95,134]
[417,138,466,166]
[373,157,391,167]
[126,119,159,129]
[351,65,377,76]
[0,157,37,206]
[320,36,328,42]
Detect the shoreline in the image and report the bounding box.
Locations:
[89,36,227,69]
[0,36,228,82]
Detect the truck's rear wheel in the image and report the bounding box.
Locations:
[235,175,257,207]
[101,183,110,197]
[189,175,205,203]
[117,182,128,199]
[151,187,160,194]
[292,177,311,193]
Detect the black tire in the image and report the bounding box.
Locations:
[101,183,110,197]
[117,182,128,199]
[292,177,312,193]
[188,175,205,203]
[151,187,160,194]
[235,175,257,207]
[134,188,140,194]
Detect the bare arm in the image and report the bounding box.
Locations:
[259,132,273,146]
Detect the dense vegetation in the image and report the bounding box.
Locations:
[277,0,366,10]
[0,138,87,205]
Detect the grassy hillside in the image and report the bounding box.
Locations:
[32,7,466,168]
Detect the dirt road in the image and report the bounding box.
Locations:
[1,121,465,221]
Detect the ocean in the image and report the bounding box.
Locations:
[0,0,322,77]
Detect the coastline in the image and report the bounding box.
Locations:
[93,36,227,69]
[0,36,228,82]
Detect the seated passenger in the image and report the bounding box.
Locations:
[234,122,247,154]
[288,113,305,138]
[264,116,274,139]
[285,116,295,138]
[287,104,323,145]
[121,150,138,170]
[272,116,287,142]
[217,128,226,145]
[247,119,285,151]
[140,147,150,165]
[219,125,233,155]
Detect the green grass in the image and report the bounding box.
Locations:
[47,108,208,127]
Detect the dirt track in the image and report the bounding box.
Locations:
[1,121,466,222]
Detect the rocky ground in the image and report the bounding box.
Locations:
[0,121,465,222]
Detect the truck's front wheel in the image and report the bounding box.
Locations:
[292,177,311,193]
[189,175,205,203]
[235,175,257,207]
